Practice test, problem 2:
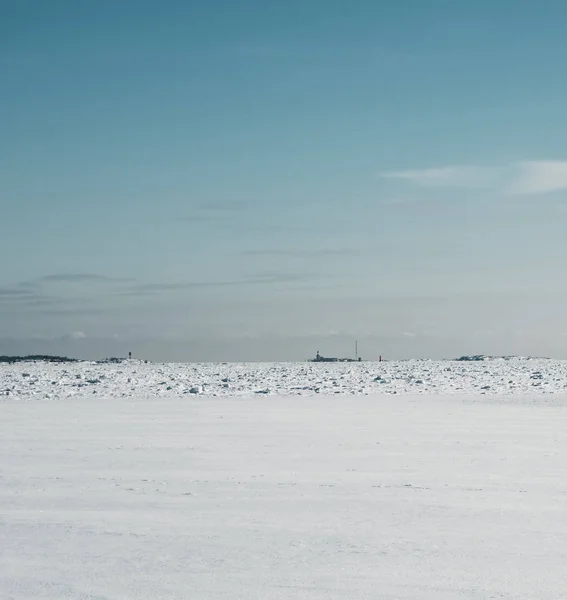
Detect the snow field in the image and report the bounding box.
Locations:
[2,389,567,598]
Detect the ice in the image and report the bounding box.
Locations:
[3,357,567,400]
[2,360,567,598]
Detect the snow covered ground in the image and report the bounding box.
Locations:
[3,357,567,400]
[2,360,567,598]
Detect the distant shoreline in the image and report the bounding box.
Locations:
[0,355,127,364]
[0,354,552,365]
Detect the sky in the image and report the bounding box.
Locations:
[2,0,567,361]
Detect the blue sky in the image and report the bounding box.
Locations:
[2,0,567,361]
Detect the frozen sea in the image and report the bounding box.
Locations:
[2,359,567,598]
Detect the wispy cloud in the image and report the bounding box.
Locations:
[248,271,313,285]
[383,165,499,189]
[197,200,249,212]
[242,248,355,258]
[7,274,132,292]
[125,273,315,295]
[37,273,132,284]
[177,214,225,223]
[0,288,35,298]
[179,200,250,223]
[507,161,567,195]
[34,307,108,316]
[383,160,567,196]
[0,274,132,309]
[65,331,87,340]
[125,282,201,294]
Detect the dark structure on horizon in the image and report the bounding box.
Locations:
[0,355,79,364]
[309,344,362,363]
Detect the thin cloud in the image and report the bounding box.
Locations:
[0,286,57,306]
[382,165,498,189]
[8,274,132,292]
[66,331,87,340]
[11,296,61,307]
[35,307,108,316]
[0,288,35,298]
[177,214,226,223]
[131,283,197,293]
[0,274,134,311]
[383,160,567,196]
[507,161,567,195]
[242,248,355,258]
[125,273,315,295]
[246,272,313,284]
[38,274,132,284]
[252,222,347,234]
[179,200,250,223]
[197,200,249,212]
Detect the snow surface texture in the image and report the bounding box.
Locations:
[2,362,567,599]
[3,357,567,401]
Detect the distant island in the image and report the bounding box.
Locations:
[0,355,79,364]
[0,355,128,364]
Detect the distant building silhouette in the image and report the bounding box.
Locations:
[310,349,360,363]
